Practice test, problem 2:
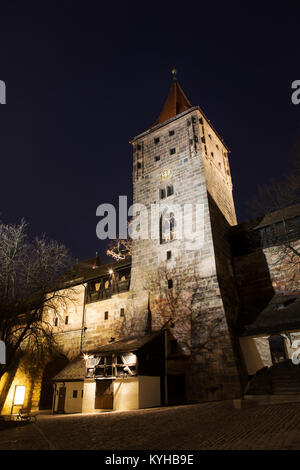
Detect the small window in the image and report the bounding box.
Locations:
[170,148,176,155]
[65,316,69,325]
[104,311,109,320]
[216,144,219,150]
[137,144,141,151]
[168,279,173,289]
[194,136,198,142]
[137,162,142,169]
[208,134,212,140]
[199,117,203,124]
[54,317,58,327]
[160,188,166,199]
[211,152,214,158]
[154,137,160,144]
[72,390,78,398]
[120,308,125,317]
[183,158,188,163]
[155,155,160,162]
[169,130,175,136]
[192,116,197,123]
[167,250,172,260]
[167,185,174,197]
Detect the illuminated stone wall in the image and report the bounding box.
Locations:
[130,109,242,402]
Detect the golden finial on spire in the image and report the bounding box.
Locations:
[171,67,177,81]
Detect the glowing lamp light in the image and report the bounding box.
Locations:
[83,354,89,360]
[108,269,113,275]
[14,385,26,405]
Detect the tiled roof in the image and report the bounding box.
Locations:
[53,356,86,381]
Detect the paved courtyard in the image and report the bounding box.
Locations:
[1,400,300,450]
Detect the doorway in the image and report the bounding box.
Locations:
[57,386,66,413]
[268,335,287,364]
[95,380,113,409]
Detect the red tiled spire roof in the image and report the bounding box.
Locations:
[154,70,192,125]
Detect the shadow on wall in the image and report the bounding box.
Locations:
[39,354,69,410]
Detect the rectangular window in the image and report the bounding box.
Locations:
[160,188,166,199]
[211,152,214,158]
[167,250,172,260]
[137,144,141,151]
[169,130,175,136]
[168,279,173,289]
[137,162,142,169]
[167,185,174,197]
[104,311,109,320]
[65,316,69,325]
[170,148,176,155]
[54,317,58,327]
[72,390,78,398]
[120,308,125,317]
[155,155,160,161]
[154,137,160,144]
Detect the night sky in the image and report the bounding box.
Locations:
[0,3,299,261]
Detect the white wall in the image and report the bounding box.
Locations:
[113,377,139,411]
[53,382,83,414]
[113,376,161,411]
[82,381,96,413]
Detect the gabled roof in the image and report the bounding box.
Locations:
[87,332,162,355]
[238,293,300,336]
[53,357,86,381]
[153,79,192,126]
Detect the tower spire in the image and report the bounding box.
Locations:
[153,70,192,126]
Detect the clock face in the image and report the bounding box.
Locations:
[161,169,172,180]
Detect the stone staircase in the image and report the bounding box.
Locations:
[269,361,300,395]
[237,360,300,407]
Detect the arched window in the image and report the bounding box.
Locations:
[160,211,176,244]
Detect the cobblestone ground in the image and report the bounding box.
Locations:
[1,401,300,450]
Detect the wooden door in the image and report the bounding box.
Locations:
[57,386,66,413]
[95,380,113,409]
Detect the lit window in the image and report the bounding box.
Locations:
[14,385,26,405]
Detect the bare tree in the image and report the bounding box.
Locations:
[0,219,74,382]
[106,238,132,261]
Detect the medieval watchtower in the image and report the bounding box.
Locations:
[130,71,242,402]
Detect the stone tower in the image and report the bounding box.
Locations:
[130,73,242,402]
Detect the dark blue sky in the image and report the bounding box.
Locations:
[0,3,299,260]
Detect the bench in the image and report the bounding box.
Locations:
[16,408,37,423]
